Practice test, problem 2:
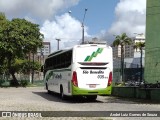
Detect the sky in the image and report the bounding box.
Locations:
[0,0,146,52]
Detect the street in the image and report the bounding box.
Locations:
[0,87,160,120]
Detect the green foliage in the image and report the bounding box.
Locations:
[1,81,10,87]
[112,33,132,82]
[9,79,18,87]
[115,82,125,87]
[10,59,41,74]
[112,33,132,47]
[27,80,44,87]
[0,13,7,70]
[20,80,29,87]
[0,79,4,86]
[0,12,7,27]
[0,12,44,85]
[134,42,145,51]
[0,17,43,59]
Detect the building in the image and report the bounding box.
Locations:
[113,34,145,82]
[133,33,145,58]
[112,43,134,59]
[36,42,51,65]
[30,42,51,80]
[112,34,145,59]
[37,42,51,56]
[113,34,145,68]
[16,42,51,81]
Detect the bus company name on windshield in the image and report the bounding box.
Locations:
[83,70,104,74]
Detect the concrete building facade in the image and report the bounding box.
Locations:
[133,34,145,58]
[112,44,134,59]
[144,0,160,83]
[36,42,51,65]
[113,34,145,59]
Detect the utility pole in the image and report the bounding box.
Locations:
[55,38,61,50]
[81,8,88,44]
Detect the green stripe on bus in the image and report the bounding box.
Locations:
[84,48,104,61]
[45,68,71,81]
[97,48,103,53]
[84,56,90,61]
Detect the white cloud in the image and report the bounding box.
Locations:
[0,0,80,22]
[0,0,91,52]
[40,13,90,52]
[24,16,37,24]
[102,0,146,44]
[0,0,146,49]
[23,0,146,48]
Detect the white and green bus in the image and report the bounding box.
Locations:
[43,44,113,100]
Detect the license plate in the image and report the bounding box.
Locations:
[89,84,96,88]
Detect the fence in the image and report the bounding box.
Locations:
[0,71,44,87]
[113,59,144,83]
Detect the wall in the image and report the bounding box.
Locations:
[144,0,160,83]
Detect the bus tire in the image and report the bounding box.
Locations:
[60,86,66,100]
[46,83,51,94]
[86,95,97,101]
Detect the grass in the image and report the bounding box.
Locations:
[0,79,44,88]
[26,80,44,87]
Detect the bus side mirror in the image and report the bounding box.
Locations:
[41,65,44,72]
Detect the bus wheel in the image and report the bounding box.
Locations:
[86,95,97,101]
[46,83,50,94]
[60,86,66,100]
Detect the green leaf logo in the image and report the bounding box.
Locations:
[84,48,103,61]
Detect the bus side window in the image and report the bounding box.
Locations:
[61,53,65,68]
[66,51,72,67]
[56,55,61,69]
[51,57,54,69]
[52,57,56,69]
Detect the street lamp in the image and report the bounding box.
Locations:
[81,8,88,44]
[68,8,88,44]
[55,38,61,50]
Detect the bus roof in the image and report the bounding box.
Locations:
[73,44,111,49]
[47,44,111,59]
[47,48,72,58]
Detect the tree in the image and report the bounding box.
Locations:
[134,42,145,82]
[112,33,132,82]
[12,59,41,75]
[0,13,7,68]
[0,13,7,76]
[0,13,43,86]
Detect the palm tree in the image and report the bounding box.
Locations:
[112,33,132,82]
[134,42,145,82]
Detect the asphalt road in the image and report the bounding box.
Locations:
[0,87,160,120]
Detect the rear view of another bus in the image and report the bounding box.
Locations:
[71,44,113,100]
